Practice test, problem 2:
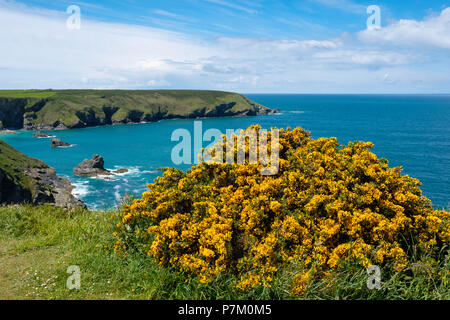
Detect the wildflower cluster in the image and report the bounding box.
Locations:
[114,125,449,294]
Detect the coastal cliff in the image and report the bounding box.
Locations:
[0,90,272,130]
[0,140,85,208]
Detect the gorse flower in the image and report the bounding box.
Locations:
[114,125,449,295]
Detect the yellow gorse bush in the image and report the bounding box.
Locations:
[114,125,449,294]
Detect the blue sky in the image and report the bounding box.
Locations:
[1,0,450,92]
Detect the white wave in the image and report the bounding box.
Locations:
[289,110,304,114]
[114,185,122,202]
[108,166,157,177]
[113,166,140,176]
[72,181,89,198]
[142,170,158,174]
[90,175,117,181]
[54,144,77,148]
[88,202,102,210]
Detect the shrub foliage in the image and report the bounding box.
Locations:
[114,125,449,294]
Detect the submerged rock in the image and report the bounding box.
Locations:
[0,129,18,134]
[73,155,112,177]
[102,177,118,181]
[51,138,70,147]
[269,108,281,114]
[33,130,52,138]
[113,168,129,174]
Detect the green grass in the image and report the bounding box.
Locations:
[0,90,56,99]
[0,204,448,300]
[0,90,266,129]
[0,140,47,197]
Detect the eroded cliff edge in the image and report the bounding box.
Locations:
[0,140,85,208]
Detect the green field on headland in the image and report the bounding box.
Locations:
[0,90,57,99]
[0,139,44,195]
[0,90,269,131]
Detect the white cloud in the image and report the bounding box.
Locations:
[151,9,196,23]
[203,0,257,15]
[313,50,413,66]
[215,37,341,53]
[0,3,213,88]
[147,79,171,87]
[152,9,179,18]
[309,0,365,14]
[359,8,450,49]
[0,2,449,92]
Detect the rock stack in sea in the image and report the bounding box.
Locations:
[74,155,111,176]
[51,138,70,147]
[73,155,129,177]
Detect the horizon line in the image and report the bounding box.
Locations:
[1,89,450,95]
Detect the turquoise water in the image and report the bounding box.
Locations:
[1,94,449,209]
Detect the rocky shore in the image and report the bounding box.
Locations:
[0,140,85,208]
[24,166,86,208]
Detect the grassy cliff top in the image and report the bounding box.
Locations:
[0,140,84,207]
[0,90,267,130]
[0,89,240,99]
[0,139,44,191]
[0,90,57,99]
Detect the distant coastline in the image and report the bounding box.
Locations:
[0,89,274,131]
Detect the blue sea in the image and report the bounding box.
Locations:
[1,94,449,209]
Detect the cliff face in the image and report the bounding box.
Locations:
[0,90,272,130]
[0,98,28,129]
[0,140,85,208]
[0,97,49,130]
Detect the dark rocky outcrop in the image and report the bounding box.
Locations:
[0,140,85,208]
[102,106,120,125]
[0,98,48,130]
[269,108,281,114]
[73,155,129,177]
[73,155,112,177]
[33,130,52,138]
[23,167,86,208]
[0,98,28,129]
[51,138,70,147]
